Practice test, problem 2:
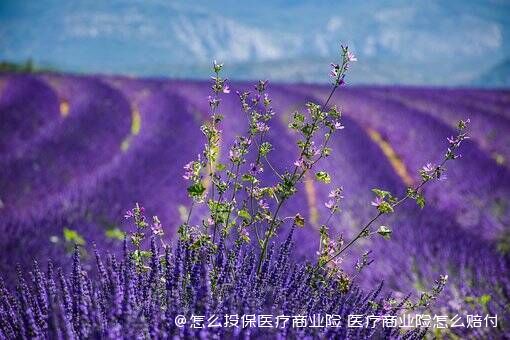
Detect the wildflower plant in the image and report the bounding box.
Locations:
[177,47,358,277]
[0,45,472,338]
[177,45,468,281]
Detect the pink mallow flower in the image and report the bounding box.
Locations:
[256,122,269,133]
[183,161,194,180]
[325,200,335,209]
[258,200,269,210]
[206,217,214,227]
[151,216,164,236]
[347,50,357,62]
[371,196,384,207]
[422,163,435,172]
[334,121,344,130]
[328,188,344,199]
[124,210,134,219]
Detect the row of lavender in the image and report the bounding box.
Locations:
[0,73,509,336]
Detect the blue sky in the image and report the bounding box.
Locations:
[1,0,509,86]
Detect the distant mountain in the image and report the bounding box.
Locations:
[1,0,509,86]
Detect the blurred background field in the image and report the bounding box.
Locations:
[1,0,510,336]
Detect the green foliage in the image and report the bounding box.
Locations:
[237,209,251,221]
[105,227,125,241]
[289,112,305,130]
[372,188,391,199]
[259,142,272,156]
[416,194,426,209]
[464,294,492,312]
[377,201,394,214]
[480,294,491,306]
[63,227,86,246]
[457,119,469,130]
[208,200,231,225]
[131,250,152,271]
[371,188,396,214]
[130,232,145,248]
[241,174,257,183]
[406,187,425,209]
[315,171,331,184]
[496,230,510,255]
[187,182,206,199]
[377,225,392,239]
[294,213,305,227]
[276,173,297,199]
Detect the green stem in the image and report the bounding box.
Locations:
[320,156,451,269]
[256,66,346,274]
[257,199,285,274]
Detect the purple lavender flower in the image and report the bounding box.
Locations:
[0,234,432,339]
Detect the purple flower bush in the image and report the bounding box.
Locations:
[0,46,481,339]
[0,234,433,339]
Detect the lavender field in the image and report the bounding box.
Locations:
[1,72,509,337]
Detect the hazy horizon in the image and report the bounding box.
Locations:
[1,0,509,87]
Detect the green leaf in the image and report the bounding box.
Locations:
[140,250,153,259]
[377,225,392,239]
[105,228,125,241]
[319,225,329,238]
[241,174,257,183]
[187,182,206,198]
[259,142,272,156]
[368,300,379,309]
[237,209,252,221]
[294,112,305,123]
[416,194,426,209]
[457,119,469,130]
[63,227,86,245]
[419,170,432,181]
[208,200,231,224]
[315,171,331,184]
[377,201,394,214]
[372,188,391,198]
[479,294,491,306]
[294,213,305,227]
[322,147,332,157]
